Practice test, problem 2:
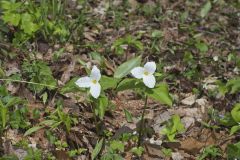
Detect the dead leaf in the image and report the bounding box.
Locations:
[54,150,71,160]
[145,142,164,158]
[172,152,184,160]
[181,94,196,106]
[60,60,75,84]
[181,116,195,130]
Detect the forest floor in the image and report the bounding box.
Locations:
[0,0,240,159]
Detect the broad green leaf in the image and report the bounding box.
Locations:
[195,42,208,53]
[24,126,44,136]
[226,77,240,94]
[172,115,185,132]
[116,78,142,91]
[110,140,124,152]
[91,139,104,160]
[100,76,120,90]
[2,13,21,26]
[231,103,240,123]
[124,109,133,123]
[114,56,141,78]
[146,83,172,106]
[96,97,108,120]
[200,1,212,18]
[90,52,104,64]
[230,125,240,135]
[21,13,39,34]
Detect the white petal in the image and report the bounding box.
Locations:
[90,82,101,98]
[143,75,156,88]
[144,62,156,74]
[75,77,91,88]
[90,65,101,81]
[131,67,144,79]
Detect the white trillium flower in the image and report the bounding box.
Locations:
[131,62,156,88]
[75,65,101,99]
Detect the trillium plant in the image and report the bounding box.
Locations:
[130,61,156,146]
[74,58,172,146]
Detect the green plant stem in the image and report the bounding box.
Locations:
[138,94,148,147]
[0,79,58,89]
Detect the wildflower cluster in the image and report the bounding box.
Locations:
[75,62,157,98]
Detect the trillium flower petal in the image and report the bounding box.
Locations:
[143,74,156,88]
[90,82,101,98]
[131,67,144,79]
[75,76,91,88]
[90,65,101,81]
[144,62,156,74]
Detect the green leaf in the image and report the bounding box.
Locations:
[0,67,5,78]
[231,103,240,123]
[20,13,39,35]
[195,42,208,53]
[40,120,57,126]
[114,56,141,78]
[227,142,240,159]
[226,77,240,94]
[91,139,104,160]
[130,147,144,157]
[1,1,21,11]
[0,100,7,128]
[110,140,124,152]
[116,78,141,91]
[24,126,44,136]
[146,83,172,106]
[124,109,133,123]
[161,115,185,142]
[172,115,185,132]
[60,77,80,94]
[2,13,21,26]
[100,76,120,90]
[218,112,236,127]
[5,97,23,108]
[230,125,240,135]
[90,52,104,64]
[96,97,108,120]
[200,1,212,18]
[151,30,163,38]
[41,92,48,104]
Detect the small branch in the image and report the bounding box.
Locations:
[0,79,58,89]
[138,94,148,147]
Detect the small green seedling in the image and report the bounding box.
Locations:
[197,145,221,160]
[112,35,143,55]
[230,103,240,135]
[55,140,68,150]
[161,115,185,142]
